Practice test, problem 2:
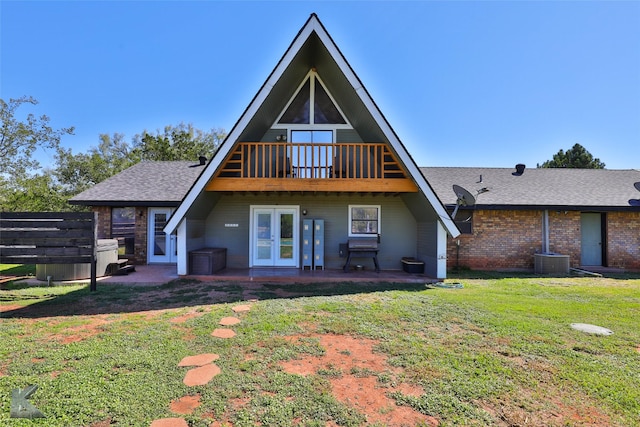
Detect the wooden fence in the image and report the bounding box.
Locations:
[0,212,98,291]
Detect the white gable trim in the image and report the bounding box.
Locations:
[165,14,459,238]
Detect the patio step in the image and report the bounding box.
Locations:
[107,259,136,276]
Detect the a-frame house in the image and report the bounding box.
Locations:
[164,14,459,278]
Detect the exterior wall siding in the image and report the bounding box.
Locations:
[91,205,147,265]
[447,209,640,271]
[607,211,640,270]
[447,210,542,270]
[202,194,417,270]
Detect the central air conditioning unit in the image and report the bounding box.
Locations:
[534,253,570,274]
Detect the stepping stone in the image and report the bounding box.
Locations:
[219,317,241,326]
[150,418,188,427]
[183,364,221,386]
[570,323,613,335]
[178,353,220,367]
[170,394,201,414]
[211,328,236,338]
[232,304,251,313]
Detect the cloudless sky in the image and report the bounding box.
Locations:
[2,1,639,170]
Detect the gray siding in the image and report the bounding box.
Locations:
[336,129,364,143]
[203,194,417,269]
[417,221,439,276]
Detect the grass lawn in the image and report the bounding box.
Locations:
[0,264,35,277]
[0,272,638,426]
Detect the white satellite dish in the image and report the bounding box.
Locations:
[451,184,476,219]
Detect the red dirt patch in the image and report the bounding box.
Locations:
[178,353,220,367]
[281,334,438,427]
[183,363,221,386]
[150,418,188,427]
[219,316,241,326]
[0,304,23,313]
[170,394,201,414]
[48,316,111,344]
[211,328,236,338]
[170,311,204,323]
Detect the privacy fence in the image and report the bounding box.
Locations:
[0,212,98,290]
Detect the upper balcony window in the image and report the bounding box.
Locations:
[278,72,347,125]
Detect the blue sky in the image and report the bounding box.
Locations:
[2,1,639,170]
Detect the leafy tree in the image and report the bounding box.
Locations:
[537,143,605,169]
[55,133,137,195]
[132,123,225,161]
[0,96,74,178]
[0,172,74,212]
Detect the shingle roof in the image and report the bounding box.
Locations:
[69,161,206,206]
[421,167,640,209]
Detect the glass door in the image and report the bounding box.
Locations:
[148,208,177,263]
[251,206,299,267]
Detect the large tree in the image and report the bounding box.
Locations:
[54,124,226,199]
[0,172,73,212]
[537,143,605,169]
[132,123,225,161]
[55,133,137,195]
[0,96,74,178]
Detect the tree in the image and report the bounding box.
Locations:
[131,123,225,161]
[55,133,137,195]
[537,143,605,169]
[0,172,73,212]
[53,125,226,199]
[0,96,74,178]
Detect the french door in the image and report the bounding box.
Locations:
[251,206,299,267]
[148,208,177,263]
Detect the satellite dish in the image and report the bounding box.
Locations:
[629,199,640,207]
[634,182,640,192]
[451,185,476,219]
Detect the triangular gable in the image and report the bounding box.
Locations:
[165,13,459,237]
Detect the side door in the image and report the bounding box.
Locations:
[148,208,177,263]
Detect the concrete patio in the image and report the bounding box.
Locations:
[20,264,435,286]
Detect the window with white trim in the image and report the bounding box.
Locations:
[277,71,348,126]
[349,205,380,237]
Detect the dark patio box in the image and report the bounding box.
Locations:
[401,257,424,274]
[189,248,227,275]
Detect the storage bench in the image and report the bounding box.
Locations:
[189,248,227,275]
[401,257,424,274]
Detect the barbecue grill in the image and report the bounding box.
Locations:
[343,237,380,273]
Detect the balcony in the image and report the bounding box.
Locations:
[206,142,418,193]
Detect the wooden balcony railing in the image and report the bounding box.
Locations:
[208,142,418,193]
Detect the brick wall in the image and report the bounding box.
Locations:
[90,206,148,265]
[133,207,147,265]
[92,206,111,239]
[447,210,542,270]
[547,211,581,267]
[447,209,640,271]
[607,211,640,270]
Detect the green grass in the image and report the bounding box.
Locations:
[0,264,35,277]
[1,274,639,426]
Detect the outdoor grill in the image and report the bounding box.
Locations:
[343,237,380,273]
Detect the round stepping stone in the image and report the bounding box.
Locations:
[178,353,220,367]
[183,364,221,386]
[232,304,251,313]
[150,418,188,427]
[570,323,613,335]
[211,328,236,338]
[219,317,241,326]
